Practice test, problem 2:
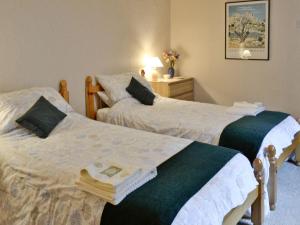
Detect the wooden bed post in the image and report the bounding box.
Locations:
[267,145,277,211]
[59,80,69,103]
[252,158,264,225]
[85,76,96,119]
[295,133,300,166]
[85,75,103,120]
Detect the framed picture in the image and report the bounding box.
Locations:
[225,0,270,60]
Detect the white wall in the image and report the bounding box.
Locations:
[171,0,300,116]
[0,0,170,113]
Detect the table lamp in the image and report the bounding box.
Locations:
[142,56,163,81]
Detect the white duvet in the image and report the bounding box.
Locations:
[98,97,300,159]
[98,97,300,153]
[0,112,257,225]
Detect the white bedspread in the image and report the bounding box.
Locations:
[0,112,257,225]
[97,96,300,213]
[98,97,300,152]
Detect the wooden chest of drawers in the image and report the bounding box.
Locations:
[150,77,194,101]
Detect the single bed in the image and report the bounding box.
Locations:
[0,81,264,225]
[84,75,300,211]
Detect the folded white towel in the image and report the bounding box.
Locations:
[233,101,264,108]
[81,162,142,192]
[76,159,157,205]
[77,169,157,205]
[226,106,266,116]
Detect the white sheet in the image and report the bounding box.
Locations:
[0,112,257,225]
[97,96,300,213]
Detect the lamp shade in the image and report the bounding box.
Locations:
[144,56,163,68]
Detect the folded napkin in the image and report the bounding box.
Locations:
[76,160,157,205]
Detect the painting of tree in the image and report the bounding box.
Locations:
[226,0,269,60]
[229,12,265,47]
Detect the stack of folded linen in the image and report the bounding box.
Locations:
[76,160,157,205]
[226,101,266,116]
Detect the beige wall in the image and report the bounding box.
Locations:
[171,0,300,116]
[0,0,170,113]
[2,0,299,116]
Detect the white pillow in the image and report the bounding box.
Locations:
[0,87,74,134]
[96,72,152,105]
[97,91,113,108]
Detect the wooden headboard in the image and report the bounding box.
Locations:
[59,77,107,119]
[85,76,108,120]
[85,72,147,119]
[59,80,69,103]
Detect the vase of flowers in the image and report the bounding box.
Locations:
[162,50,180,78]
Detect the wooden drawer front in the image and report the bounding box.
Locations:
[169,80,193,97]
[151,83,169,97]
[174,92,194,101]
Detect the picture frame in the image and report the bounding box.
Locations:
[225,0,270,60]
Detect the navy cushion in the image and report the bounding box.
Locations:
[126,77,155,105]
[16,96,66,138]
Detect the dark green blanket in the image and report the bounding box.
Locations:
[219,111,289,162]
[100,142,238,225]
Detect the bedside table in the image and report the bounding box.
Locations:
[150,77,194,101]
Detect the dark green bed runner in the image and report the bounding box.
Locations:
[100,142,238,225]
[219,110,289,163]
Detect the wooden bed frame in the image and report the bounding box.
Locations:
[83,75,300,211]
[59,79,265,224]
[59,80,69,103]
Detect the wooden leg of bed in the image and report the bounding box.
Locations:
[267,145,277,211]
[252,159,264,225]
[293,132,300,166]
[295,145,300,166]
